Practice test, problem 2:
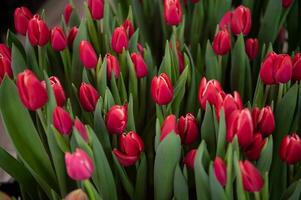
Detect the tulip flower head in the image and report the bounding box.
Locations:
[14,7,33,35]
[253,106,275,137]
[67,27,78,48]
[212,29,232,56]
[106,54,120,80]
[79,40,98,69]
[87,0,104,20]
[65,148,94,180]
[279,134,301,165]
[282,0,294,8]
[245,38,259,60]
[292,53,301,81]
[0,44,13,83]
[161,114,178,141]
[183,149,197,169]
[213,157,227,187]
[28,15,50,46]
[51,26,67,51]
[53,106,73,135]
[106,104,128,134]
[16,70,48,110]
[151,73,174,105]
[221,91,243,118]
[64,3,73,24]
[112,26,128,53]
[131,53,148,78]
[239,160,264,192]
[79,83,100,112]
[219,11,232,31]
[178,113,199,145]
[164,0,182,26]
[231,6,252,35]
[122,19,135,38]
[244,133,266,160]
[113,131,144,166]
[42,76,66,107]
[74,118,89,142]
[64,189,88,200]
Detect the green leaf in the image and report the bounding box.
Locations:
[174,164,189,200]
[134,153,148,200]
[201,104,216,157]
[281,179,301,200]
[127,94,136,131]
[257,135,273,173]
[6,30,26,58]
[209,163,227,200]
[96,59,107,98]
[0,78,58,194]
[216,109,226,157]
[11,44,27,76]
[154,132,181,200]
[128,29,140,52]
[205,40,220,81]
[233,152,246,200]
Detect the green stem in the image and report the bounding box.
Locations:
[162,105,168,118]
[38,46,46,72]
[254,192,261,200]
[37,109,47,132]
[83,180,96,200]
[263,85,270,105]
[289,165,294,183]
[277,83,284,105]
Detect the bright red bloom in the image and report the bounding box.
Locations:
[244,133,266,160]
[67,27,78,48]
[79,83,100,112]
[53,106,73,135]
[221,91,242,118]
[106,105,128,135]
[0,44,13,83]
[213,157,227,187]
[151,73,174,105]
[64,3,73,24]
[51,26,67,51]
[164,0,182,26]
[282,0,294,8]
[14,7,33,35]
[27,15,50,46]
[41,76,66,107]
[245,38,259,60]
[113,131,144,166]
[161,114,178,141]
[292,53,301,81]
[239,160,264,192]
[122,19,135,38]
[111,27,128,53]
[131,53,148,78]
[219,11,232,31]
[279,134,301,165]
[106,54,120,80]
[254,106,275,137]
[74,118,89,142]
[183,149,197,169]
[231,5,252,35]
[16,70,48,110]
[87,0,104,20]
[212,29,232,55]
[79,40,98,69]
[178,113,199,145]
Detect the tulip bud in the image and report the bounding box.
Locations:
[79,83,100,112]
[106,105,128,134]
[245,38,259,60]
[221,91,242,118]
[16,70,48,110]
[213,157,227,187]
[28,15,50,46]
[183,149,197,169]
[53,106,73,135]
[178,113,199,145]
[74,118,89,142]
[64,4,73,25]
[244,133,266,160]
[231,6,252,35]
[177,50,185,73]
[219,11,232,31]
[279,134,301,165]
[79,40,98,69]
[282,0,293,8]
[260,52,292,85]
[65,148,94,180]
[51,26,67,51]
[239,160,264,192]
[105,54,120,80]
[42,76,66,107]
[14,7,33,35]
[122,19,134,38]
[198,77,224,111]
[164,0,182,26]
[161,115,178,141]
[0,44,11,59]
[226,109,253,149]
[137,43,144,55]
[292,53,301,81]
[0,48,13,83]
[64,189,88,200]
[67,27,78,48]
[113,131,144,166]
[111,27,128,53]
[151,73,174,105]
[257,106,275,137]
[212,29,232,55]
[88,0,104,20]
[130,53,148,78]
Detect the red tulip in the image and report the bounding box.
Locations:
[151,73,174,105]
[64,189,88,200]
[79,40,98,69]
[161,115,178,141]
[282,0,294,8]
[213,157,227,187]
[164,0,182,26]
[226,109,253,149]
[260,52,292,85]
[16,70,48,110]
[65,148,94,180]
[245,38,259,60]
[221,91,242,118]
[87,0,104,20]
[41,76,66,107]
[292,53,301,81]
[122,19,134,38]
[198,77,224,111]
[105,54,120,80]
[111,27,128,53]
[79,83,100,112]
[183,149,197,169]
[137,43,144,55]
[239,160,264,192]
[231,6,252,35]
[244,133,266,160]
[178,113,199,145]
[0,45,13,83]
[51,26,67,51]
[27,15,50,46]
[106,105,128,134]
[177,50,185,73]
[279,134,301,165]
[113,131,144,166]
[0,44,11,59]
[212,29,232,55]
[53,106,73,135]
[67,27,78,48]
[256,106,275,137]
[14,7,33,35]
[64,3,73,24]
[219,11,232,31]
[130,53,148,78]
[74,118,89,142]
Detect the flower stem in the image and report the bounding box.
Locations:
[83,180,96,200]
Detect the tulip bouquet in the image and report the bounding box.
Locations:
[1,0,301,199]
